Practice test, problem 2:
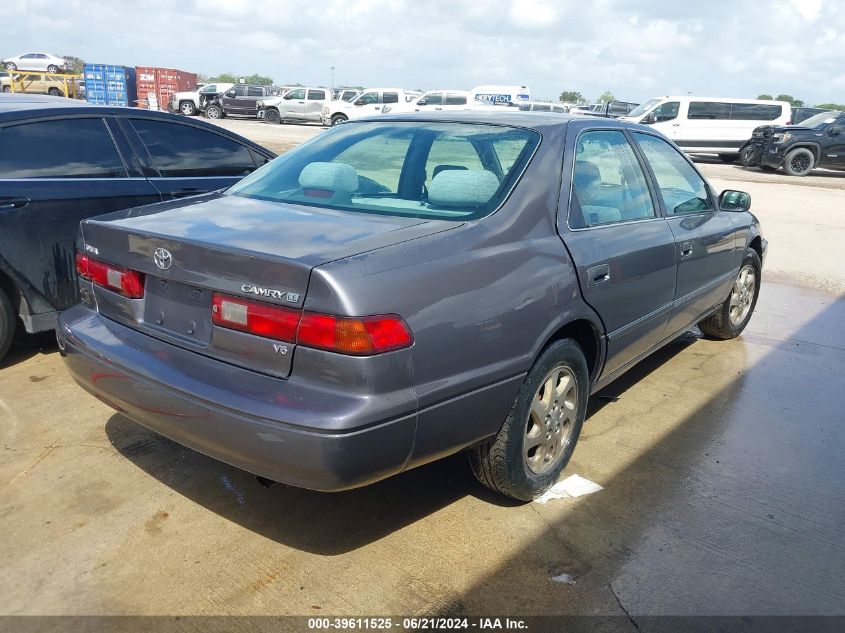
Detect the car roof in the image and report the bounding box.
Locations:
[367,110,625,131]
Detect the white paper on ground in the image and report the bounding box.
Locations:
[533,474,603,504]
[551,573,577,585]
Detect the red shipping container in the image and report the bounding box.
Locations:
[135,66,199,110]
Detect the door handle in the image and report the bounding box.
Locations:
[587,263,611,286]
[173,188,208,198]
[672,123,680,126]
[435,107,442,110]
[680,241,693,258]
[0,196,30,209]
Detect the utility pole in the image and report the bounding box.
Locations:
[331,66,335,92]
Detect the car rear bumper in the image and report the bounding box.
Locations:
[57,305,417,492]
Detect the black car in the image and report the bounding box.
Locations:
[202,84,282,120]
[740,110,845,176]
[0,93,275,360]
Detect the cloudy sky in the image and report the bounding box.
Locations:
[6,0,843,104]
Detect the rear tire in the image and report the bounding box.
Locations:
[698,249,761,340]
[47,64,58,74]
[2,86,10,93]
[469,339,589,501]
[264,109,281,124]
[0,287,15,362]
[5,62,16,71]
[331,114,348,126]
[179,101,196,116]
[783,147,814,176]
[47,87,61,96]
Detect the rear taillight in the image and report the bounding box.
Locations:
[211,292,413,355]
[76,252,145,299]
[298,313,413,355]
[212,294,299,342]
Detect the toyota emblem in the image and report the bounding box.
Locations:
[153,247,172,271]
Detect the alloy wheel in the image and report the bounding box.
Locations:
[524,365,578,474]
[729,264,756,325]
[790,153,811,174]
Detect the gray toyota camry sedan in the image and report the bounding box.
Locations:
[57,112,766,500]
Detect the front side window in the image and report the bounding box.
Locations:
[130,119,256,177]
[653,101,680,122]
[569,130,655,229]
[228,121,540,220]
[287,88,306,100]
[200,84,218,94]
[634,133,713,215]
[357,92,378,105]
[421,92,443,105]
[0,118,126,179]
[233,86,247,97]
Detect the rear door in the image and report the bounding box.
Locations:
[443,92,468,111]
[632,132,738,333]
[0,115,160,310]
[560,127,677,379]
[303,89,327,121]
[120,116,265,200]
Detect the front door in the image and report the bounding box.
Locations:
[632,132,738,333]
[283,88,307,119]
[823,116,845,168]
[561,128,677,379]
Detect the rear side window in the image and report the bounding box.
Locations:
[634,133,713,215]
[247,86,264,97]
[730,103,783,120]
[382,92,399,104]
[569,130,655,229]
[307,89,326,100]
[130,119,256,177]
[445,93,466,106]
[688,102,732,119]
[0,118,126,179]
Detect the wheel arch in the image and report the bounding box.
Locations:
[787,143,821,163]
[536,317,604,385]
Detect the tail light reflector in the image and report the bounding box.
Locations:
[211,292,413,355]
[297,312,413,355]
[212,293,300,342]
[76,252,145,299]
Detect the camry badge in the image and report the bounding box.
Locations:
[153,247,172,270]
[242,284,300,303]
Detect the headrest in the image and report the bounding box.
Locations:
[428,169,500,207]
[299,162,359,193]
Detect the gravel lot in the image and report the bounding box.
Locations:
[1,114,842,622]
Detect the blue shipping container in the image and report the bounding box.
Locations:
[83,64,137,107]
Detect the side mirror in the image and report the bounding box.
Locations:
[719,190,751,212]
[283,93,292,100]
[644,111,657,124]
[225,90,236,98]
[417,98,427,106]
[829,125,844,136]
[354,98,366,106]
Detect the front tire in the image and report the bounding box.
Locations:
[47,87,61,96]
[469,339,589,501]
[330,114,348,126]
[179,101,196,116]
[205,104,223,119]
[5,62,16,71]
[47,64,59,74]
[0,287,15,362]
[698,249,761,340]
[783,147,814,176]
[264,109,281,124]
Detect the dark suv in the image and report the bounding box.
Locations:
[0,94,275,361]
[741,110,845,176]
[202,85,282,119]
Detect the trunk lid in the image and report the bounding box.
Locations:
[80,193,458,377]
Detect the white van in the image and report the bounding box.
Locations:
[621,96,791,159]
[469,85,531,106]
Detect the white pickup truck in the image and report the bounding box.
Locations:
[320,88,422,126]
[168,82,234,116]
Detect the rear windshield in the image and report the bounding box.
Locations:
[227,121,540,220]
